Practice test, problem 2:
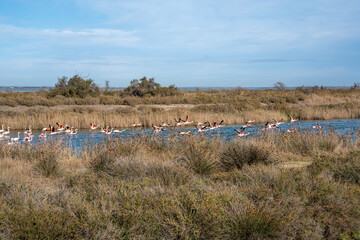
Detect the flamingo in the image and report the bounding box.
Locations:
[161,122,172,127]
[113,129,126,134]
[0,124,4,133]
[152,124,164,133]
[257,122,270,131]
[288,115,298,123]
[104,128,114,135]
[234,128,250,137]
[182,115,194,125]
[65,126,71,133]
[267,123,279,129]
[287,127,297,133]
[24,126,32,135]
[56,122,65,131]
[273,119,284,125]
[49,126,57,135]
[213,120,225,128]
[3,127,10,135]
[132,123,142,128]
[38,131,47,138]
[180,131,191,136]
[69,129,78,135]
[90,123,99,130]
[10,132,20,142]
[42,125,51,131]
[175,118,184,127]
[100,126,109,133]
[196,124,208,132]
[23,135,33,142]
[242,120,255,128]
[312,123,322,129]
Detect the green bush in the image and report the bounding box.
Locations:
[123,76,178,97]
[49,75,100,98]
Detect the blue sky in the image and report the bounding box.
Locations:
[0,0,359,87]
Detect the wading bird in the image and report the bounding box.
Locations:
[90,123,99,130]
[0,124,5,133]
[180,131,191,136]
[312,123,322,129]
[113,129,126,134]
[11,132,20,142]
[42,125,51,131]
[3,127,10,135]
[288,115,298,123]
[234,127,249,137]
[38,131,47,138]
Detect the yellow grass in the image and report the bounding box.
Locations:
[0,88,360,129]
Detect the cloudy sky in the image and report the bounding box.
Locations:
[0,0,359,87]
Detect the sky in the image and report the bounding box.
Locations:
[0,0,360,87]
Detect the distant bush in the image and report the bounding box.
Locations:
[351,82,360,90]
[123,76,178,97]
[273,82,286,90]
[49,75,100,98]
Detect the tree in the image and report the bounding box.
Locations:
[49,75,100,98]
[274,82,286,90]
[351,82,360,90]
[124,77,177,97]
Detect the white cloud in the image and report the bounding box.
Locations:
[0,24,139,47]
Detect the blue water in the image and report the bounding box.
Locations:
[2,118,360,149]
[0,88,45,92]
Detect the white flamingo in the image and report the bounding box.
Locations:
[42,125,51,131]
[90,123,99,130]
[69,129,78,135]
[104,128,114,135]
[234,128,250,137]
[38,132,47,138]
[0,124,4,133]
[113,129,126,133]
[11,132,20,142]
[3,127,10,135]
[23,135,33,142]
[24,126,32,135]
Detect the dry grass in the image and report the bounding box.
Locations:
[0,88,360,129]
[0,131,360,239]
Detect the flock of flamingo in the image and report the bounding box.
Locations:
[0,114,322,145]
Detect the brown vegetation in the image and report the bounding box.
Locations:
[0,130,359,239]
[0,88,359,129]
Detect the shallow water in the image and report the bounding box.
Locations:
[2,118,360,149]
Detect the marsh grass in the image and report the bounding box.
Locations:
[0,131,360,239]
[220,140,273,171]
[1,88,360,129]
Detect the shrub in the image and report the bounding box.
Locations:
[176,145,218,175]
[49,75,100,98]
[274,81,286,90]
[123,76,178,97]
[309,152,360,185]
[224,205,281,239]
[34,149,59,177]
[220,141,272,171]
[89,149,118,177]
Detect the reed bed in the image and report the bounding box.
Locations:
[0,130,359,239]
[1,88,360,130]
